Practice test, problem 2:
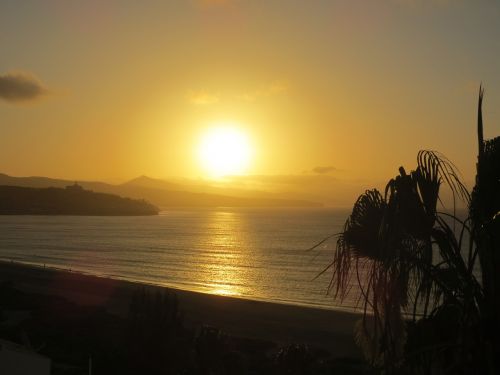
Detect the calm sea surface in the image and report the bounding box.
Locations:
[0,208,354,311]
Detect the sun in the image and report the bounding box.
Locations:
[198,125,252,178]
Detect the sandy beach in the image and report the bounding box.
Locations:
[0,260,361,358]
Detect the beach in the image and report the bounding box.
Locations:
[0,260,361,358]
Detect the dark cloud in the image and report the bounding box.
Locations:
[312,166,336,174]
[0,72,48,103]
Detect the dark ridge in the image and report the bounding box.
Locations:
[0,184,159,216]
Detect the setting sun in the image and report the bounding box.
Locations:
[198,126,252,178]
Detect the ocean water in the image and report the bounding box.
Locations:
[0,208,353,310]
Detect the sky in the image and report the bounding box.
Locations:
[0,0,499,205]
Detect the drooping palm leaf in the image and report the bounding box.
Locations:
[330,189,386,301]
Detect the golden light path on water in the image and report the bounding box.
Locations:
[192,211,247,297]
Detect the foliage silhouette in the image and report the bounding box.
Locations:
[317,87,499,373]
[126,288,187,374]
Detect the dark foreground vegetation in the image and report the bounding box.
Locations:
[0,282,367,375]
[0,184,158,215]
[320,88,499,374]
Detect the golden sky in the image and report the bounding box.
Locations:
[1,0,499,204]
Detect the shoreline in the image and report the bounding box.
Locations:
[0,258,358,313]
[0,260,361,357]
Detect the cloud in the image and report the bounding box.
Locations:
[391,0,452,7]
[226,173,338,186]
[238,81,288,102]
[187,81,287,105]
[222,173,366,207]
[0,72,48,103]
[265,81,288,96]
[188,90,220,105]
[198,0,232,7]
[312,166,337,174]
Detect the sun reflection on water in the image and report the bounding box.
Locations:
[211,288,238,296]
[196,211,247,297]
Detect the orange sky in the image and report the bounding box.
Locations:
[1,0,499,204]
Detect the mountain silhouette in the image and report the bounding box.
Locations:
[0,173,321,208]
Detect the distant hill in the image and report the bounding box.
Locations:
[0,173,113,191]
[123,175,180,191]
[0,185,159,216]
[0,173,321,208]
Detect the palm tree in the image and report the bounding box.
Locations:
[320,87,498,373]
[469,86,500,374]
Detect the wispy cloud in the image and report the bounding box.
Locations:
[187,90,220,105]
[226,173,338,186]
[0,72,48,103]
[391,0,452,7]
[312,166,337,174]
[238,81,288,102]
[198,0,232,7]
[222,173,362,207]
[187,81,287,105]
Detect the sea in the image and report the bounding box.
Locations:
[0,208,355,311]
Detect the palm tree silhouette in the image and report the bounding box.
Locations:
[318,87,499,373]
